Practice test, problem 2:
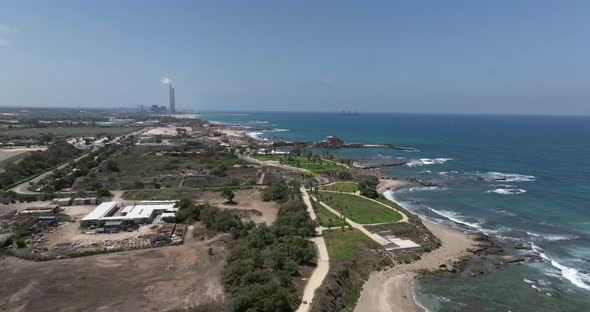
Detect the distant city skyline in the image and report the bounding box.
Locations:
[2,1,590,115]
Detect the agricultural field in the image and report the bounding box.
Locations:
[0,126,138,140]
[321,182,358,193]
[253,155,346,173]
[317,192,402,224]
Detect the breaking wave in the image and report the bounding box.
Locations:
[244,128,290,140]
[527,232,580,242]
[475,172,536,182]
[406,158,453,167]
[426,207,483,231]
[487,188,527,195]
[531,243,590,291]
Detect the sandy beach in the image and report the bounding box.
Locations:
[355,216,475,312]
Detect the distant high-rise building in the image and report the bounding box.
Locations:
[168,84,176,114]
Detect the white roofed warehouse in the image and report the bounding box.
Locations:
[80,200,178,228]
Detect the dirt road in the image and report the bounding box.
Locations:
[296,188,330,312]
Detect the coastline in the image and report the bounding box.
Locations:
[355,186,475,312]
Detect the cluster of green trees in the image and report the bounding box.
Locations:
[0,140,82,189]
[357,175,379,198]
[38,142,122,193]
[223,197,316,311]
[175,179,317,311]
[262,180,301,203]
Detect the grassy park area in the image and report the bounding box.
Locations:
[322,182,358,193]
[323,229,373,260]
[317,192,402,224]
[253,154,346,173]
[310,196,348,227]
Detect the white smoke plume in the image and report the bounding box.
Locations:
[160,76,172,85]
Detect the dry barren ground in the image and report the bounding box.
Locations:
[0,226,231,312]
[199,189,280,225]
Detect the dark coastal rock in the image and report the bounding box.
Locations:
[419,181,444,187]
[501,255,526,263]
[523,254,545,263]
[467,247,484,254]
[484,247,504,255]
[469,266,486,277]
[514,243,532,250]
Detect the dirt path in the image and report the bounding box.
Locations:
[296,188,330,312]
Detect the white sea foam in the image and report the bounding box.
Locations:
[492,209,518,217]
[531,243,590,291]
[407,186,448,192]
[523,278,534,284]
[527,232,579,241]
[406,158,453,167]
[244,128,290,140]
[476,172,536,182]
[426,208,483,230]
[487,188,527,195]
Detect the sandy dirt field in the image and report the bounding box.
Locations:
[44,222,153,247]
[0,147,47,162]
[144,127,191,136]
[354,220,475,312]
[199,189,280,225]
[0,226,230,312]
[0,201,53,217]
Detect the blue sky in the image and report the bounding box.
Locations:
[1,0,590,115]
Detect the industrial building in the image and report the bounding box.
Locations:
[20,206,59,214]
[80,200,178,227]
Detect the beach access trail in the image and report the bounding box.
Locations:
[297,187,330,312]
[354,218,475,312]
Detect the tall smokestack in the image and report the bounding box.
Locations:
[169,84,176,114]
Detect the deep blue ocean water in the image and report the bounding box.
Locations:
[200,112,590,311]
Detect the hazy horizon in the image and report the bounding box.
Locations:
[2,1,590,115]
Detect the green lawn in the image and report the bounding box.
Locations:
[253,155,346,173]
[323,229,373,259]
[311,196,348,227]
[322,182,358,193]
[317,192,402,224]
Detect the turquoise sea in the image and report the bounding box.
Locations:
[200,112,590,311]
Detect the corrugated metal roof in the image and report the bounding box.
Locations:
[81,202,118,221]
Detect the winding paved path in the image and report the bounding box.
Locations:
[296,188,330,312]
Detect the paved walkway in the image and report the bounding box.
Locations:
[309,194,392,246]
[297,188,330,312]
